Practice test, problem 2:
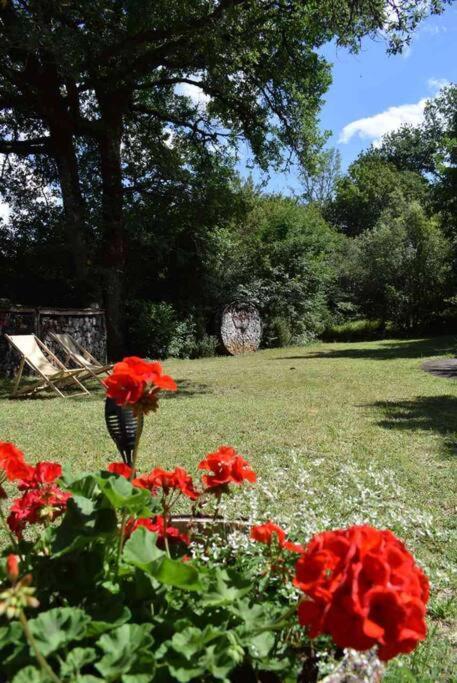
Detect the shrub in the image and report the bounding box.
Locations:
[264,316,292,348]
[126,300,177,358]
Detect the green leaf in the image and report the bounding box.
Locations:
[60,647,97,678]
[12,666,46,683]
[0,622,23,651]
[52,499,117,557]
[28,607,90,657]
[95,624,154,681]
[123,528,201,590]
[152,556,201,591]
[95,473,153,514]
[64,473,99,498]
[122,676,153,683]
[201,568,251,606]
[247,631,275,659]
[123,526,163,570]
[166,660,206,683]
[170,626,222,660]
[85,601,131,637]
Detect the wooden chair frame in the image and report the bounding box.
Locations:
[49,332,113,385]
[5,334,91,399]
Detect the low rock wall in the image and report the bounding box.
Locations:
[0,308,107,378]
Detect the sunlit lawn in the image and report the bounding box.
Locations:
[1,336,456,681]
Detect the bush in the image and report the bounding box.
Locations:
[337,201,452,331]
[264,316,292,348]
[193,334,219,358]
[128,304,218,360]
[126,300,177,358]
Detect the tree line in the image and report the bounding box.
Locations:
[0,1,455,357]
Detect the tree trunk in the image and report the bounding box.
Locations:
[98,92,128,360]
[49,126,88,286]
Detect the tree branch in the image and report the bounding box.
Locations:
[0,136,50,155]
[97,0,248,65]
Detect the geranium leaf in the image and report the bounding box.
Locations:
[28,607,90,657]
[95,624,154,681]
[170,626,222,659]
[247,631,275,659]
[51,500,117,557]
[59,647,97,678]
[123,527,163,570]
[12,666,44,683]
[95,473,154,514]
[201,568,251,606]
[85,602,131,637]
[151,556,202,591]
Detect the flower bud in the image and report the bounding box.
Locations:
[6,554,19,582]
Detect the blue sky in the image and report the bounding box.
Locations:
[239,4,457,195]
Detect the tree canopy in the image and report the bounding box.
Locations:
[1,0,451,356]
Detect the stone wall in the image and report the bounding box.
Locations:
[0,308,107,378]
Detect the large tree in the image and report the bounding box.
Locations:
[0,0,452,357]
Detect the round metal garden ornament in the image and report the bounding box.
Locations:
[220,301,262,355]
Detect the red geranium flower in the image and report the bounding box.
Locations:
[7,485,72,539]
[104,372,144,406]
[107,462,133,479]
[19,461,62,490]
[251,521,304,553]
[0,442,33,482]
[198,446,256,490]
[133,467,199,500]
[294,525,429,661]
[125,515,189,547]
[104,356,177,410]
[251,521,286,545]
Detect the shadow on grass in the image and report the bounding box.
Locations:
[161,378,211,399]
[368,395,457,457]
[0,377,102,401]
[0,377,211,401]
[274,337,457,362]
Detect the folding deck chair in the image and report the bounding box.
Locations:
[50,332,113,384]
[5,334,91,398]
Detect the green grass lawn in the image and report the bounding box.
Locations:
[1,336,457,681]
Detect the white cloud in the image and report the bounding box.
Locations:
[427,78,450,92]
[339,98,427,145]
[175,82,210,110]
[421,23,448,36]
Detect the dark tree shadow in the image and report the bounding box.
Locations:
[0,377,211,401]
[274,337,457,362]
[157,378,211,400]
[367,395,457,458]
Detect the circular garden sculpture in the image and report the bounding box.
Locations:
[220,301,262,355]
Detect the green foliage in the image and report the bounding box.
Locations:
[208,196,340,345]
[0,468,311,682]
[126,301,178,359]
[327,156,429,235]
[338,201,452,330]
[266,317,293,348]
